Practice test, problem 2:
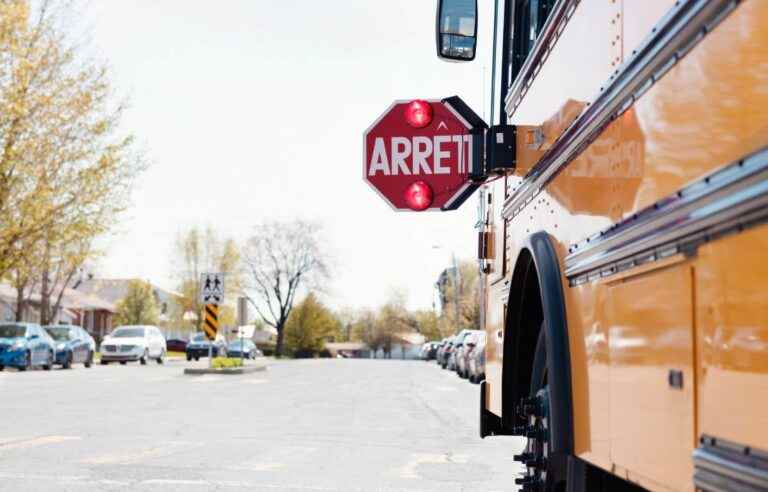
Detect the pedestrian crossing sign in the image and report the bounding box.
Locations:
[200,273,225,305]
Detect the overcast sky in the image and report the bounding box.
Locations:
[85,1,496,312]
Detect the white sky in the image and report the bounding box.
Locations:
[86,1,496,312]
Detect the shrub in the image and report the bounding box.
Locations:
[211,357,243,369]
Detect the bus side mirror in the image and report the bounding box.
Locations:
[436,0,477,61]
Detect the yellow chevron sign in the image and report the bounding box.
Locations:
[203,304,219,341]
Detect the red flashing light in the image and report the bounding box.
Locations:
[404,100,433,128]
[404,180,433,211]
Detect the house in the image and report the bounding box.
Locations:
[324,342,371,358]
[73,278,185,338]
[0,282,116,342]
[0,283,42,323]
[371,331,426,359]
[59,288,116,342]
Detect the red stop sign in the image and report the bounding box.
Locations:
[363,98,484,211]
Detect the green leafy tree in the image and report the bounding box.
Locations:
[284,293,340,358]
[114,280,159,326]
[0,0,142,287]
[414,309,441,341]
[374,300,415,359]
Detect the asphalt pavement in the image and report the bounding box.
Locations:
[0,358,526,491]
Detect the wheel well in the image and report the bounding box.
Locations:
[502,247,544,429]
[501,232,574,455]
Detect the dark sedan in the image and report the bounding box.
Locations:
[226,339,261,359]
[44,325,94,369]
[186,333,227,360]
[166,338,188,352]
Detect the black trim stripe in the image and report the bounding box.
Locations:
[565,146,768,285]
[501,0,739,223]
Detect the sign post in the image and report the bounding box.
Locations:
[237,297,248,364]
[200,273,225,368]
[363,97,487,211]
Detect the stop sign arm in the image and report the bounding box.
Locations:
[440,96,488,211]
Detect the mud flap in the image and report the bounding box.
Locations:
[479,380,506,438]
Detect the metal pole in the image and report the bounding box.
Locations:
[453,253,461,331]
[489,0,501,126]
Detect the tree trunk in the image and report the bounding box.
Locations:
[40,266,50,325]
[40,237,52,325]
[275,322,286,357]
[15,284,24,322]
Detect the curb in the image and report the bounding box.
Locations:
[183,364,267,376]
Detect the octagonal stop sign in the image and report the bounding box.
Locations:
[363,97,487,211]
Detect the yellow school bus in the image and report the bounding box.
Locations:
[435,0,768,490]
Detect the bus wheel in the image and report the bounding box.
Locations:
[514,327,556,491]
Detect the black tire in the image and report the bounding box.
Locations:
[186,353,192,361]
[100,359,108,365]
[515,327,559,491]
[84,351,93,368]
[43,351,53,371]
[119,361,127,365]
[140,349,148,365]
[0,365,4,371]
[62,352,72,370]
[156,350,165,364]
[19,351,31,371]
[194,356,199,361]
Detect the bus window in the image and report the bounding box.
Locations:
[508,0,556,86]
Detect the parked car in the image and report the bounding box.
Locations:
[0,323,55,371]
[427,342,440,360]
[100,325,167,365]
[166,338,188,352]
[456,330,484,378]
[44,325,94,369]
[226,339,261,359]
[448,329,473,372]
[467,331,487,384]
[419,342,429,359]
[419,342,439,360]
[186,332,227,360]
[438,336,455,369]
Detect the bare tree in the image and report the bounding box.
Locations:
[242,220,329,356]
[171,226,242,331]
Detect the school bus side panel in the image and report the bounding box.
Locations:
[491,0,768,487]
[696,225,768,450]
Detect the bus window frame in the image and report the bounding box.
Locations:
[501,0,558,119]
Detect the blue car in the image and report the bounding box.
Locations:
[0,323,55,371]
[44,325,95,369]
[226,339,261,359]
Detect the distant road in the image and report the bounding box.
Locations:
[0,358,525,491]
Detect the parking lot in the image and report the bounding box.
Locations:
[0,358,525,491]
